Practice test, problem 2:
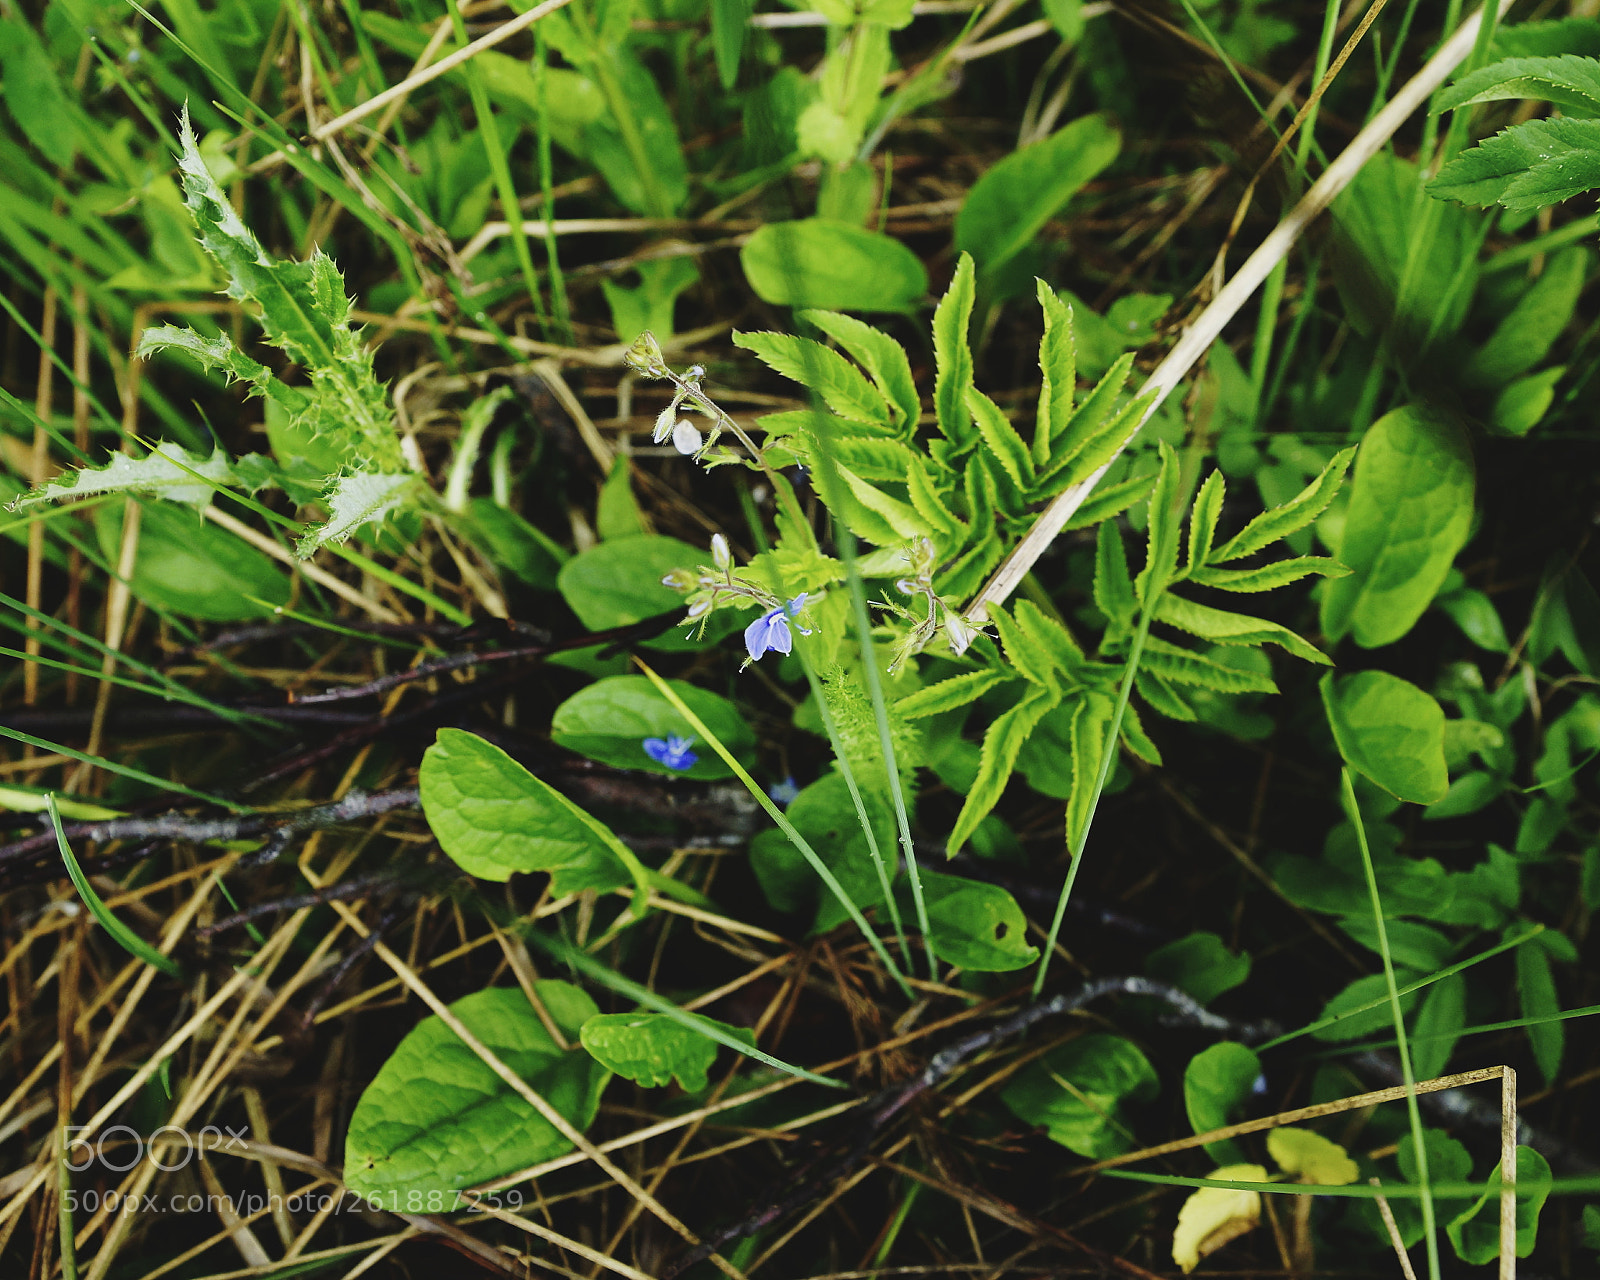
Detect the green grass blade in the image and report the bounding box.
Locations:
[636,659,914,999]
[49,794,183,977]
[524,927,847,1089]
[1343,766,1440,1280]
[2,727,245,812]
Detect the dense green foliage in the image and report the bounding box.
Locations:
[1,0,1598,1276]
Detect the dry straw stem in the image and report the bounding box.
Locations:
[1077,1063,1521,1278]
[965,0,1519,621]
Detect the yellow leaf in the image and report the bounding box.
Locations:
[1267,1126,1360,1186]
[1172,1164,1265,1274]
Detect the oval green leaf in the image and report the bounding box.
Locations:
[344,983,609,1201]
[915,868,1038,972]
[579,1012,755,1091]
[1322,670,1449,804]
[741,218,928,313]
[1319,404,1475,649]
[1000,1033,1159,1158]
[552,675,754,780]
[557,533,733,652]
[419,728,632,893]
[1183,1041,1260,1164]
[1147,931,1251,1006]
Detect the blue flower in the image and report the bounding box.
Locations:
[744,594,810,662]
[768,776,800,807]
[642,735,697,771]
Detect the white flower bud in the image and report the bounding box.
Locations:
[672,420,704,455]
[710,534,731,571]
[654,405,677,443]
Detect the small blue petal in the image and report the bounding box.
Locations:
[642,735,698,771]
[745,607,793,660]
[785,593,807,616]
[768,776,800,807]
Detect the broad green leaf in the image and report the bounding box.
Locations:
[732,330,890,428]
[748,772,893,931]
[897,668,1014,718]
[1435,54,1600,117]
[741,219,927,312]
[344,983,608,1200]
[601,258,699,344]
[1322,671,1449,804]
[1183,1042,1260,1163]
[579,1012,755,1090]
[1446,1147,1552,1263]
[11,443,257,512]
[948,684,1057,854]
[915,869,1037,971]
[1310,971,1421,1041]
[94,499,290,622]
[558,534,727,652]
[1267,1128,1358,1185]
[933,253,976,447]
[1515,936,1563,1086]
[1147,932,1250,1005]
[954,114,1120,281]
[1172,1165,1263,1275]
[1156,594,1328,665]
[1469,247,1588,387]
[1430,116,1600,209]
[0,19,92,168]
[1435,586,1511,652]
[1337,915,1452,970]
[1374,1129,1477,1246]
[1320,406,1474,648]
[1033,280,1077,466]
[1490,366,1565,435]
[1210,447,1356,563]
[1000,1033,1159,1158]
[551,676,753,780]
[1411,971,1466,1078]
[800,310,921,431]
[1493,19,1600,58]
[419,728,633,893]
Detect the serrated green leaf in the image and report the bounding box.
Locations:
[419,728,633,894]
[1210,447,1356,563]
[898,668,1014,718]
[1182,1041,1259,1163]
[1094,521,1137,633]
[1321,671,1449,804]
[732,330,890,428]
[948,684,1056,854]
[10,444,245,512]
[1034,280,1076,467]
[1052,351,1134,468]
[580,1012,755,1091]
[135,324,286,403]
[1435,54,1600,117]
[1013,599,1086,673]
[1186,471,1225,572]
[297,471,414,557]
[954,114,1120,281]
[343,983,609,1199]
[1062,471,1158,530]
[1156,593,1328,664]
[1136,669,1197,720]
[1430,116,1600,208]
[965,387,1034,491]
[991,604,1061,689]
[1320,408,1473,648]
[1066,690,1112,847]
[905,458,967,539]
[1188,557,1350,592]
[1139,441,1183,602]
[1140,637,1278,694]
[837,463,930,542]
[934,529,1005,601]
[800,310,921,431]
[933,253,976,448]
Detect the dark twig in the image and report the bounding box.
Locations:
[664,977,1278,1278]
[290,609,684,704]
[0,787,420,872]
[195,873,396,938]
[294,902,409,1035]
